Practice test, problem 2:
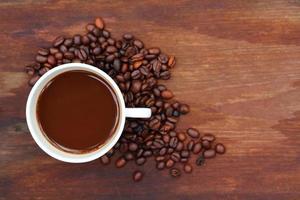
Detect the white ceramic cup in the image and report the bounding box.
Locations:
[26,63,151,163]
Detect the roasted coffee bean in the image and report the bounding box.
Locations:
[153,139,164,149]
[133,171,143,182]
[53,36,64,47]
[131,80,142,93]
[180,158,188,163]
[63,38,73,47]
[170,168,181,177]
[47,55,56,66]
[49,47,59,54]
[181,150,189,158]
[202,134,215,142]
[187,140,195,151]
[158,53,168,64]
[28,75,40,86]
[155,156,165,162]
[161,90,174,99]
[167,148,174,154]
[215,143,226,154]
[177,132,186,141]
[39,67,49,76]
[25,66,35,75]
[38,48,49,56]
[73,35,81,45]
[81,35,90,45]
[123,33,133,40]
[129,142,138,151]
[156,161,165,170]
[59,45,67,53]
[168,55,176,68]
[137,149,144,157]
[106,54,115,63]
[170,152,180,162]
[149,118,161,130]
[78,49,88,61]
[86,23,95,32]
[143,150,152,157]
[120,143,128,153]
[93,47,102,55]
[203,149,216,158]
[169,131,177,137]
[106,46,117,53]
[55,52,63,60]
[102,30,110,38]
[162,135,170,143]
[64,52,74,60]
[124,152,134,160]
[179,104,190,114]
[193,142,202,154]
[131,70,141,79]
[169,137,178,148]
[133,39,144,49]
[183,164,193,173]
[100,155,110,165]
[136,157,146,165]
[148,48,160,55]
[95,17,105,29]
[187,128,200,138]
[202,140,211,149]
[159,147,167,156]
[166,159,174,168]
[175,141,184,151]
[36,55,47,63]
[116,157,126,168]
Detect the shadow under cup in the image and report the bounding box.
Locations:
[36,70,121,154]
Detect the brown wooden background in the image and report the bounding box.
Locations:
[1,0,300,199]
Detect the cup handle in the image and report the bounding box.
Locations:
[124,108,152,118]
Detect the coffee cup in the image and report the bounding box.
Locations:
[26,63,151,163]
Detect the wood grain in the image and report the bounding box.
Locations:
[1,0,300,199]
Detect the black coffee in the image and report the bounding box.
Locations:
[37,71,119,153]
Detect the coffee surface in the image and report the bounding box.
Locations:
[37,70,119,153]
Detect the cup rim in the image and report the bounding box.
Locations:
[26,63,126,163]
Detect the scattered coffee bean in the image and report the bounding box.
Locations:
[170,168,181,177]
[202,140,211,149]
[136,157,146,165]
[203,149,216,158]
[161,90,174,100]
[177,132,186,141]
[183,164,193,173]
[156,161,165,170]
[95,17,105,29]
[100,155,110,165]
[193,142,202,154]
[179,104,190,114]
[129,142,138,151]
[133,170,143,182]
[187,128,200,138]
[116,157,126,168]
[215,143,226,154]
[28,75,40,86]
[53,36,64,47]
[202,134,215,142]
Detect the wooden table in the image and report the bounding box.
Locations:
[1,0,300,199]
